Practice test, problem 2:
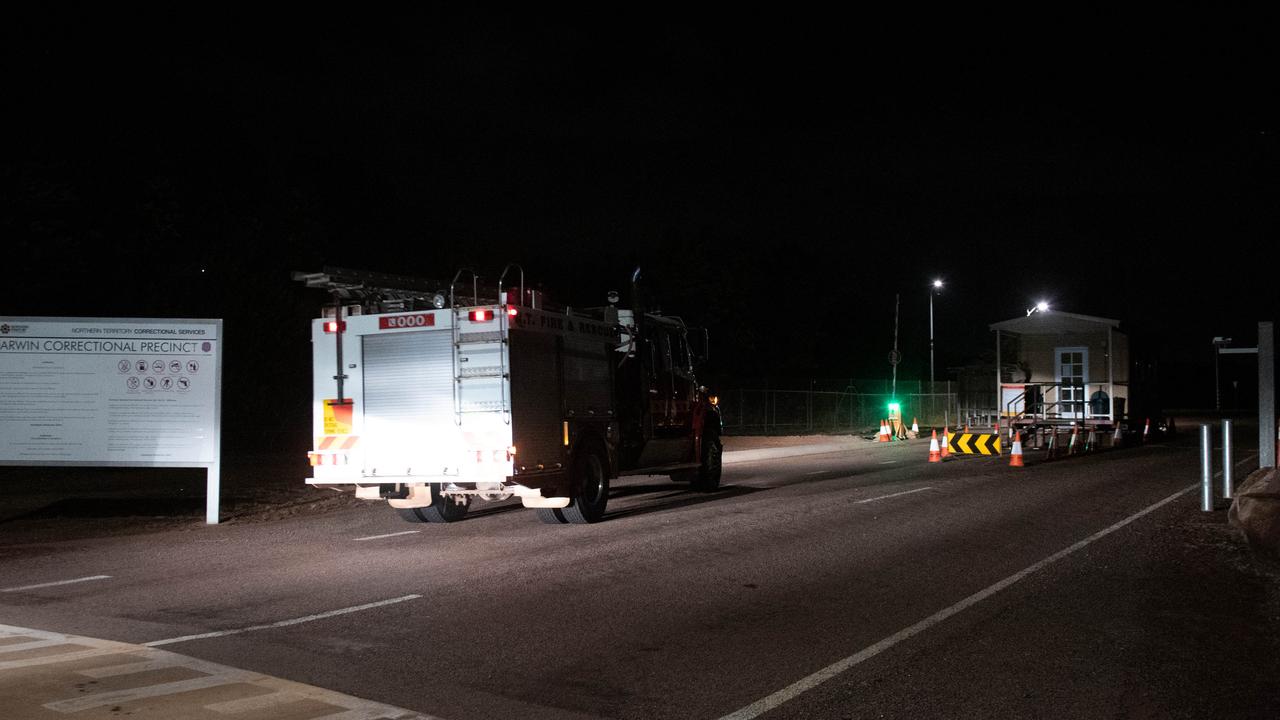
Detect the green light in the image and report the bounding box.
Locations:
[888,402,900,413]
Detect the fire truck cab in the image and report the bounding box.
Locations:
[295,266,722,524]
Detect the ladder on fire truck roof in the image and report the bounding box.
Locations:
[291,267,450,311]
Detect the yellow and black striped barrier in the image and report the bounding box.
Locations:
[946,432,1003,455]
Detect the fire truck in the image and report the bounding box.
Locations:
[294,266,722,524]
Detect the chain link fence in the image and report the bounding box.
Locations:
[718,381,960,435]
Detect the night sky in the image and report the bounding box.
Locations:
[5,13,1277,444]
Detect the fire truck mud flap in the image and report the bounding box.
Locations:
[386,485,434,509]
[513,485,571,509]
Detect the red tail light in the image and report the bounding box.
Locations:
[469,309,493,322]
[507,306,519,317]
[323,321,346,333]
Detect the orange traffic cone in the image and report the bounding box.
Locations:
[1046,427,1058,459]
[1112,423,1123,448]
[940,426,951,458]
[1143,417,1151,442]
[1009,431,1024,467]
[1068,424,1079,455]
[878,420,890,442]
[910,418,920,438]
[928,430,941,462]
[1085,427,1097,453]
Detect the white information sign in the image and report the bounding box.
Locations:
[0,317,224,523]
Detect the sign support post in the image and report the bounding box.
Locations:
[1260,321,1275,469]
[206,463,221,525]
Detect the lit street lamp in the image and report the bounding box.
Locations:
[929,279,944,425]
[1026,300,1050,317]
[929,279,944,389]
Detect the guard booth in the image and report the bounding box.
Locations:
[990,311,1129,434]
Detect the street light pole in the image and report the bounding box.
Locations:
[929,279,943,424]
[929,281,942,388]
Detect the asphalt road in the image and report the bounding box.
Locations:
[1,433,1273,719]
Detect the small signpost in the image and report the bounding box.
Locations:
[0,317,224,524]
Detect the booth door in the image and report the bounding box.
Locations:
[1055,347,1088,417]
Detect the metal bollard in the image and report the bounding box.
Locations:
[1200,424,1213,512]
[1222,419,1233,499]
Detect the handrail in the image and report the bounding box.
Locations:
[497,263,524,307]
[449,268,479,308]
[495,267,519,425]
[1005,381,1123,423]
[447,268,479,426]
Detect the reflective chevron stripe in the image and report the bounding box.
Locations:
[945,432,1003,455]
[315,435,360,451]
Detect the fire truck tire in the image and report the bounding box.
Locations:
[559,450,609,524]
[690,436,723,492]
[395,486,470,523]
[535,508,567,524]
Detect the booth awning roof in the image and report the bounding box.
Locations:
[989,311,1121,335]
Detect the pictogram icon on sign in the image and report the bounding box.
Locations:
[118,360,131,373]
[160,376,174,390]
[136,360,148,373]
[152,360,165,374]
[143,376,157,390]
[169,360,182,373]
[126,376,140,390]
[187,360,200,374]
[176,376,190,391]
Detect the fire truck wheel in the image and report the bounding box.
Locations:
[560,451,609,524]
[396,507,425,523]
[396,486,471,523]
[535,508,567,524]
[691,436,723,492]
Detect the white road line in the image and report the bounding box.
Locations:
[805,471,826,476]
[0,624,68,641]
[307,709,404,720]
[0,648,123,671]
[203,689,306,713]
[77,659,181,678]
[142,594,423,647]
[354,530,420,541]
[217,676,443,719]
[851,487,934,504]
[879,460,897,464]
[718,454,1257,720]
[45,672,258,712]
[1,575,111,593]
[0,639,67,654]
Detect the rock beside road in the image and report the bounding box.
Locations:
[1229,466,1280,555]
